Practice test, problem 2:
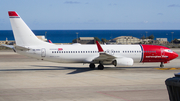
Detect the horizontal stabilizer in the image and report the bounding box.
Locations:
[1,44,30,52]
[15,45,30,51]
[1,44,16,52]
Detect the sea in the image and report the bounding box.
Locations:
[0,30,180,43]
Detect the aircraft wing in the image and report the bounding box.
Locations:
[92,41,116,64]
[93,53,115,61]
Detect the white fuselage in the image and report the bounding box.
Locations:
[17,44,142,64]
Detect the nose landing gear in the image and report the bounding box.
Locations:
[160,62,164,68]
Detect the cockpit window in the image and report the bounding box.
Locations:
[164,49,173,53]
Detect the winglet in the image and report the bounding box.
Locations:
[96,41,104,52]
[48,39,53,43]
[8,11,19,17]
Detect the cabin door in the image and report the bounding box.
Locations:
[41,48,46,57]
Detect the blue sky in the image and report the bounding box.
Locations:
[1,0,180,30]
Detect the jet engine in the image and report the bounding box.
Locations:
[112,57,134,67]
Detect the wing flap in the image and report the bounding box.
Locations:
[94,53,115,60]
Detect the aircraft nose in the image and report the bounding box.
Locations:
[172,52,178,59]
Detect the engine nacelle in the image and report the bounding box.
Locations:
[113,57,134,67]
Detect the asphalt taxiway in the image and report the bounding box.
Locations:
[0,49,180,101]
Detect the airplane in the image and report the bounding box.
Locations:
[4,11,178,70]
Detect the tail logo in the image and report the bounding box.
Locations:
[8,11,20,18]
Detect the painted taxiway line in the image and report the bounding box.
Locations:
[155,68,180,70]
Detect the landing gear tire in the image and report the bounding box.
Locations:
[89,63,95,69]
[160,62,164,68]
[98,64,104,70]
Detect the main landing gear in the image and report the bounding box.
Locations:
[97,64,104,70]
[160,62,164,68]
[89,63,104,70]
[89,63,95,69]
